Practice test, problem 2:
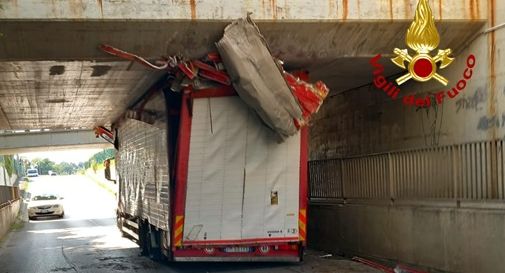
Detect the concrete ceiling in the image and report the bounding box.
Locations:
[0,20,485,130]
[0,60,162,129]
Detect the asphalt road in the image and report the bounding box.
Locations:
[0,175,378,273]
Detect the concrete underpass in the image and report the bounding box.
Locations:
[0,0,504,273]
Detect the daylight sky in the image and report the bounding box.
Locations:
[19,148,104,163]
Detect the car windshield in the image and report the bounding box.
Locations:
[32,195,58,201]
[27,170,38,174]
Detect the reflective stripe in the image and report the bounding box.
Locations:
[299,209,306,241]
[174,215,184,247]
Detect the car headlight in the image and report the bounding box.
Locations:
[52,205,61,209]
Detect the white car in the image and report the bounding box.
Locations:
[28,194,65,220]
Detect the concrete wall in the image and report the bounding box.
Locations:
[308,202,505,273]
[0,166,16,186]
[310,1,505,159]
[0,199,20,241]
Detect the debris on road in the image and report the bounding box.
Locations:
[352,256,429,273]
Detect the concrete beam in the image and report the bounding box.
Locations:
[0,0,488,21]
[0,130,111,155]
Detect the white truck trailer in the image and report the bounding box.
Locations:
[110,85,308,262]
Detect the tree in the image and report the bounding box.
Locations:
[31,158,56,175]
[56,162,77,175]
[85,149,116,168]
[2,155,15,177]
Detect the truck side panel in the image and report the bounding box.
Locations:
[117,119,170,231]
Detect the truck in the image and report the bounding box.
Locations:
[107,85,308,262]
[27,168,39,177]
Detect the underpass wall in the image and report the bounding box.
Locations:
[0,165,17,186]
[308,2,505,272]
[308,203,505,273]
[0,199,20,241]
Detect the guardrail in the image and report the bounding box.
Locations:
[309,139,505,202]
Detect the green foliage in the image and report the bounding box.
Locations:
[84,148,115,172]
[56,162,79,175]
[87,149,116,166]
[2,155,14,177]
[31,158,55,175]
[30,158,79,175]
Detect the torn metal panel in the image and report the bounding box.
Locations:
[217,17,303,140]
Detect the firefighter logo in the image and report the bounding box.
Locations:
[391,0,454,86]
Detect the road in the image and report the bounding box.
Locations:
[0,175,378,273]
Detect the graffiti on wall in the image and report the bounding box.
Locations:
[477,113,505,131]
[455,87,487,113]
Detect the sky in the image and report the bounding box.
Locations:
[19,148,104,163]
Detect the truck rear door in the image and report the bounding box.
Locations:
[182,96,300,246]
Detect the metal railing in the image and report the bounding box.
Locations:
[0,186,20,208]
[309,140,505,201]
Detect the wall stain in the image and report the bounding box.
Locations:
[388,0,393,20]
[271,0,277,20]
[45,98,70,104]
[356,0,360,18]
[342,0,348,20]
[475,0,480,19]
[469,0,481,20]
[261,0,266,18]
[97,0,103,17]
[49,65,65,76]
[404,0,411,18]
[91,65,111,77]
[189,0,196,20]
[328,0,335,18]
[68,0,84,18]
[487,0,496,139]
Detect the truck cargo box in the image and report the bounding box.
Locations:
[115,87,307,262]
